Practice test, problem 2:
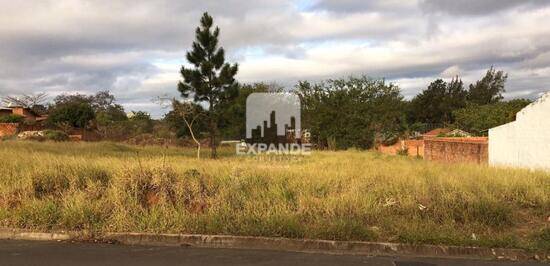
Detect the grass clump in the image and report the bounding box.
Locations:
[16,199,61,229]
[43,130,69,142]
[32,172,70,199]
[0,140,548,251]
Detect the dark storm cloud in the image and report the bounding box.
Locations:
[420,0,550,16]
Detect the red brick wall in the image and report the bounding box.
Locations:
[424,137,488,164]
[0,123,19,137]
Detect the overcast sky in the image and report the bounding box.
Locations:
[1,0,550,117]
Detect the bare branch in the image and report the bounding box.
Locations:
[2,92,48,108]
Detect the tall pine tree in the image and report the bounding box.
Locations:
[178,12,239,158]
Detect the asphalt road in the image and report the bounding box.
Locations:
[0,240,545,266]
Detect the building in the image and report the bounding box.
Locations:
[489,92,550,170]
[0,106,47,137]
[0,106,45,122]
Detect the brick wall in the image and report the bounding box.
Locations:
[424,137,488,164]
[0,123,19,137]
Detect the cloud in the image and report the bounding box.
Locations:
[0,0,550,117]
[440,66,463,78]
[420,0,550,16]
[309,0,418,14]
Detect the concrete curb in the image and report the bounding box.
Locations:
[0,228,82,241]
[1,228,547,262]
[103,232,549,262]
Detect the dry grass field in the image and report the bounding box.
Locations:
[0,141,548,251]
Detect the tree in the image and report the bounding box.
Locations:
[410,79,448,125]
[467,66,508,105]
[296,76,406,150]
[127,111,154,135]
[178,12,239,158]
[453,99,531,135]
[445,77,468,120]
[52,91,128,138]
[171,100,205,159]
[218,83,276,140]
[409,77,467,125]
[47,102,95,129]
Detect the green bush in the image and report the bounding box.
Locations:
[43,130,69,142]
[0,114,24,123]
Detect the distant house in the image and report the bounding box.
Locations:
[0,106,47,137]
[422,128,451,138]
[446,129,472,137]
[0,106,46,122]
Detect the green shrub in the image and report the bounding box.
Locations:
[0,114,24,123]
[43,130,69,142]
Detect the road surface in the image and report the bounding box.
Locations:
[0,240,545,266]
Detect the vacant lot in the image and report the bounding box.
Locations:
[0,141,548,251]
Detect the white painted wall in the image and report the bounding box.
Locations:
[489,92,550,170]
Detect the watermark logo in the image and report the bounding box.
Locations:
[237,93,311,155]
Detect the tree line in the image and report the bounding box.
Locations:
[174,13,531,155]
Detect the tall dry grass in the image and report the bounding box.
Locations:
[0,141,548,250]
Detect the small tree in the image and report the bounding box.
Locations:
[178,12,239,158]
[172,100,204,159]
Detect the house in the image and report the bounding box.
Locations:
[0,105,46,122]
[0,106,47,137]
[489,92,550,170]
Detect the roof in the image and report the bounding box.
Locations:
[423,128,451,136]
[447,129,472,137]
[0,106,42,117]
